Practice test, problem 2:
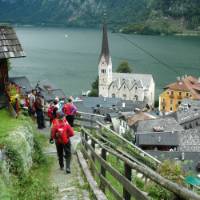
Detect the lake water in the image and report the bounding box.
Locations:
[10,27,200,98]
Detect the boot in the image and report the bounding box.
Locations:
[65,157,71,174]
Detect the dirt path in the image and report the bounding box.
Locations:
[39,126,91,200]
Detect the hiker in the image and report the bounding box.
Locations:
[35,93,45,129]
[50,111,74,173]
[28,89,36,117]
[62,98,77,127]
[47,102,55,125]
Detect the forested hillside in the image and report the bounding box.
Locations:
[0,0,148,28]
[0,0,199,33]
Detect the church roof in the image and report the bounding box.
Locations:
[0,25,25,59]
[99,23,110,65]
[112,73,153,89]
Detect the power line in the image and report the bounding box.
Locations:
[118,34,181,75]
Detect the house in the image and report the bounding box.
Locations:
[98,22,155,107]
[0,25,25,108]
[159,76,200,113]
[0,25,25,93]
[167,99,200,130]
[135,117,184,151]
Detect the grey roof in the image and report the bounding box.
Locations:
[179,129,200,152]
[112,73,153,89]
[74,97,146,115]
[99,23,110,65]
[137,117,184,133]
[0,25,25,59]
[180,99,200,109]
[9,76,32,94]
[174,109,200,124]
[136,132,179,146]
[37,80,66,102]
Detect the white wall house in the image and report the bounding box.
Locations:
[98,23,155,107]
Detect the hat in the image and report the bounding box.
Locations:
[55,97,59,102]
[56,111,65,119]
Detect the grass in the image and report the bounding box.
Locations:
[0,109,56,199]
[0,109,22,139]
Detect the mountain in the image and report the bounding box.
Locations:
[0,0,148,28]
[0,0,199,34]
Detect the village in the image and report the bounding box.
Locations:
[1,23,200,199]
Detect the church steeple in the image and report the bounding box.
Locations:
[98,15,113,97]
[100,22,110,65]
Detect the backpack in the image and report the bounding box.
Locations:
[47,106,54,118]
[55,128,64,143]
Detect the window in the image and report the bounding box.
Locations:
[101,69,106,73]
[170,107,173,111]
[112,93,115,98]
[186,93,189,97]
[170,99,173,104]
[135,95,138,101]
[123,94,127,100]
[162,106,165,110]
[171,91,174,95]
[179,92,182,96]
[124,85,126,89]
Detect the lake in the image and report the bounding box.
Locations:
[10,27,200,98]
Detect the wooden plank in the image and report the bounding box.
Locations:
[82,129,200,200]
[100,148,107,192]
[77,150,108,200]
[82,147,123,200]
[83,138,149,200]
[123,163,132,200]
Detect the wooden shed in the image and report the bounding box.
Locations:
[0,25,25,93]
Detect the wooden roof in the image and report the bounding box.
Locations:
[0,25,25,59]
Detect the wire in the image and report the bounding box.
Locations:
[118,34,181,75]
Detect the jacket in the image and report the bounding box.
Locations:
[62,103,77,116]
[51,118,74,144]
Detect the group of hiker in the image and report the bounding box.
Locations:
[48,97,77,174]
[27,89,77,174]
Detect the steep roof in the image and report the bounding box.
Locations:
[165,76,200,99]
[0,25,25,59]
[9,76,32,94]
[137,117,184,133]
[99,23,110,65]
[112,73,153,89]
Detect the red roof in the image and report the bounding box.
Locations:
[165,76,200,99]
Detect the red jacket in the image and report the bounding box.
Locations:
[62,103,77,116]
[51,118,74,144]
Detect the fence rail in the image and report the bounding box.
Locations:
[81,127,200,200]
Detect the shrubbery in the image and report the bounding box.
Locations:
[0,111,55,199]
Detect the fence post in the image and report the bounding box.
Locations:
[100,148,107,193]
[123,163,132,200]
[84,131,88,151]
[91,138,96,175]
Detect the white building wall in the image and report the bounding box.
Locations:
[98,56,112,97]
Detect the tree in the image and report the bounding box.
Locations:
[116,61,132,73]
[88,76,99,97]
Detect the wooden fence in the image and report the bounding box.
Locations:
[80,127,200,200]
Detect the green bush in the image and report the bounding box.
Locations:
[146,183,172,200]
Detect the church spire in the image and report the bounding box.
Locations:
[99,14,110,65]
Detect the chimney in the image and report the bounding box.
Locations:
[176,77,181,81]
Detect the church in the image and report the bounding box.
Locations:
[98,23,155,107]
